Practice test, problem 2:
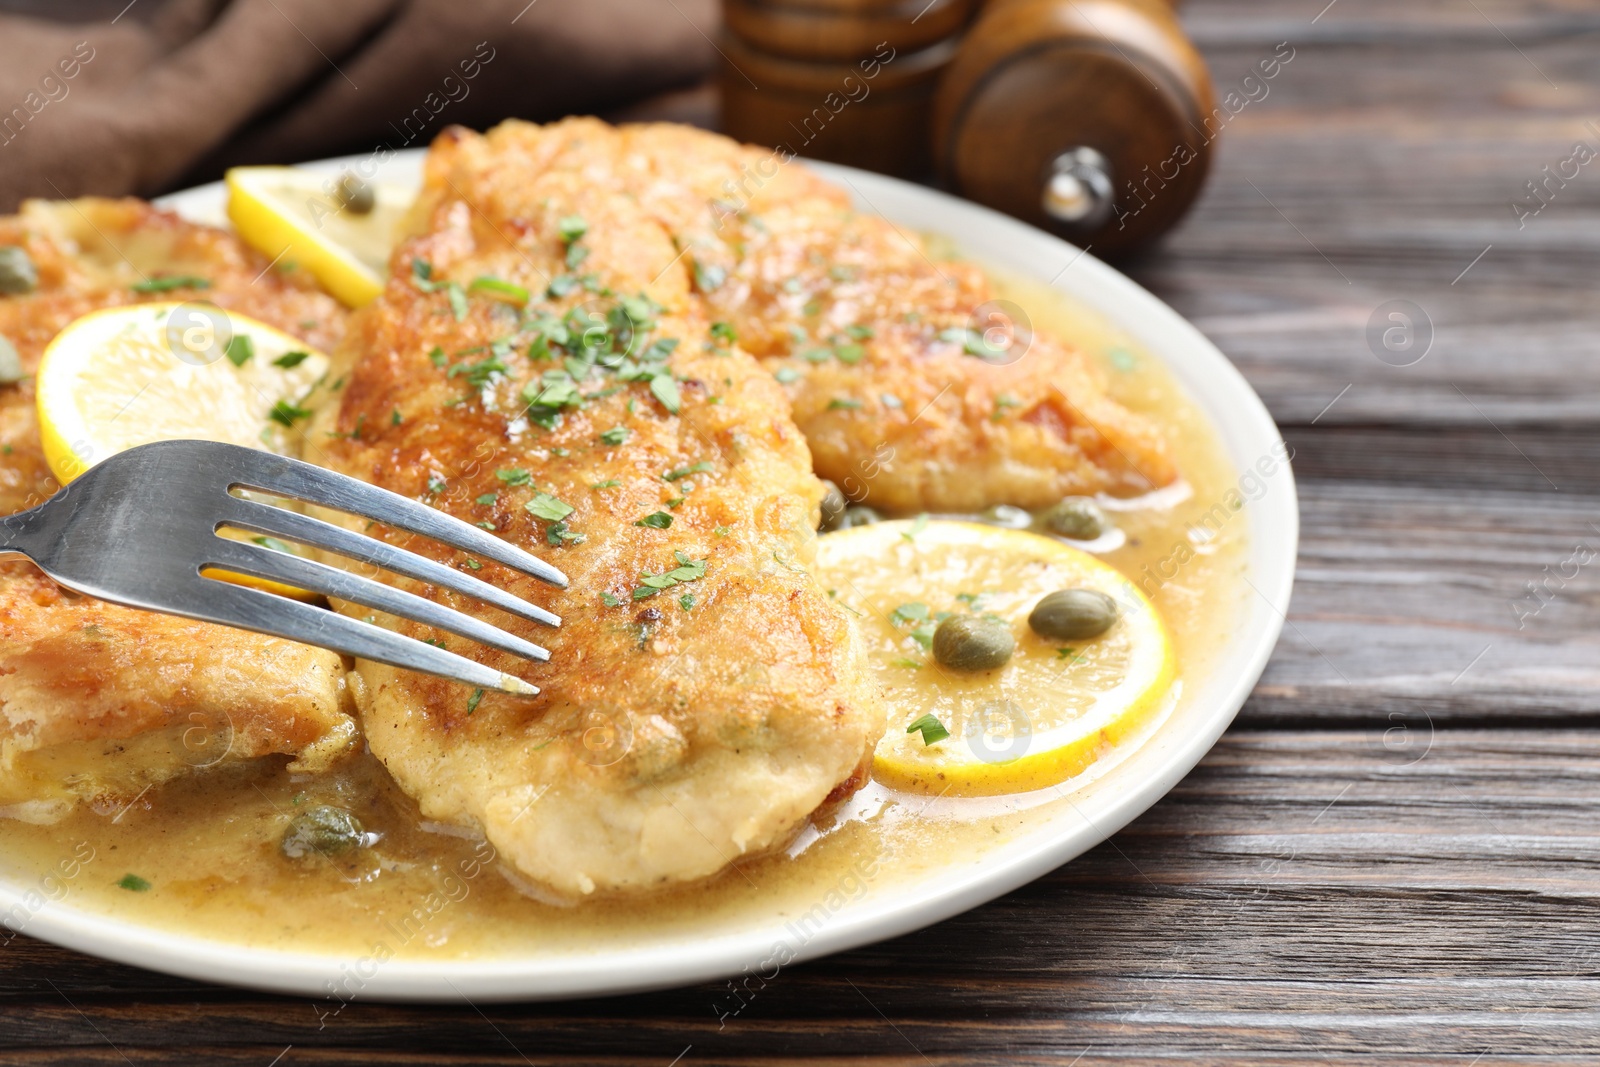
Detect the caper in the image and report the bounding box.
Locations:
[979,504,1031,529]
[0,246,37,295]
[333,171,376,215]
[1042,497,1111,540]
[1028,589,1118,640]
[837,504,881,529]
[281,805,366,859]
[818,479,847,532]
[932,615,1014,671]
[0,334,21,384]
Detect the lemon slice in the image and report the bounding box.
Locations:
[36,302,331,597]
[226,166,410,307]
[817,520,1175,796]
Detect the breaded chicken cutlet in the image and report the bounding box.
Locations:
[428,118,1177,514]
[0,199,355,818]
[319,126,882,896]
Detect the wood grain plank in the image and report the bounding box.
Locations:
[1245,475,1600,723]
[1114,0,1600,429]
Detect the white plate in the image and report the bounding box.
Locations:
[5,149,1297,1001]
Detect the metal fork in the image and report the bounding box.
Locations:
[0,439,567,695]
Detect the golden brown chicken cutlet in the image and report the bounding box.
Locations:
[0,199,354,816]
[320,124,881,896]
[430,118,1177,514]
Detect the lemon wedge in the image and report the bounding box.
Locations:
[817,520,1175,796]
[35,302,332,598]
[226,166,409,307]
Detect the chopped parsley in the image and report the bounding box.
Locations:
[117,873,152,892]
[649,374,681,414]
[902,513,930,541]
[906,713,950,746]
[274,350,310,369]
[833,343,864,364]
[631,550,707,599]
[599,425,629,446]
[269,399,311,427]
[251,536,294,554]
[448,353,508,387]
[710,321,737,345]
[664,461,713,481]
[545,520,586,546]
[678,593,695,611]
[446,281,469,321]
[411,258,440,292]
[828,397,863,410]
[558,214,588,244]
[465,559,482,570]
[524,492,574,522]
[469,276,530,304]
[428,346,447,368]
[693,260,726,292]
[476,492,498,506]
[496,468,531,486]
[521,370,583,429]
[224,334,254,367]
[131,275,208,293]
[774,366,802,384]
[591,479,620,489]
[634,511,673,529]
[891,601,939,649]
[600,592,621,607]
[466,688,484,715]
[391,408,403,426]
[939,326,1008,360]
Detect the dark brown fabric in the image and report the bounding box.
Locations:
[0,0,718,210]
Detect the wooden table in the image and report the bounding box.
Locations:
[10,0,1600,1061]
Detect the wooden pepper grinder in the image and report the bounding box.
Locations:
[718,0,980,178]
[932,0,1215,254]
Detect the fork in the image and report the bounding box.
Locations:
[0,439,567,695]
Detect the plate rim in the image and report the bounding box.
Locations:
[0,148,1297,1002]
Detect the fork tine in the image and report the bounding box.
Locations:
[205,540,550,664]
[177,579,538,695]
[220,445,569,589]
[224,499,560,628]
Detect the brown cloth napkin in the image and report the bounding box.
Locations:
[0,0,718,211]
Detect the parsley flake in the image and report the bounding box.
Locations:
[269,399,311,427]
[664,461,713,481]
[524,492,574,522]
[906,713,950,745]
[131,275,209,293]
[469,276,530,304]
[224,334,254,367]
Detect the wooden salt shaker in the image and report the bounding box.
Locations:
[932,0,1215,254]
